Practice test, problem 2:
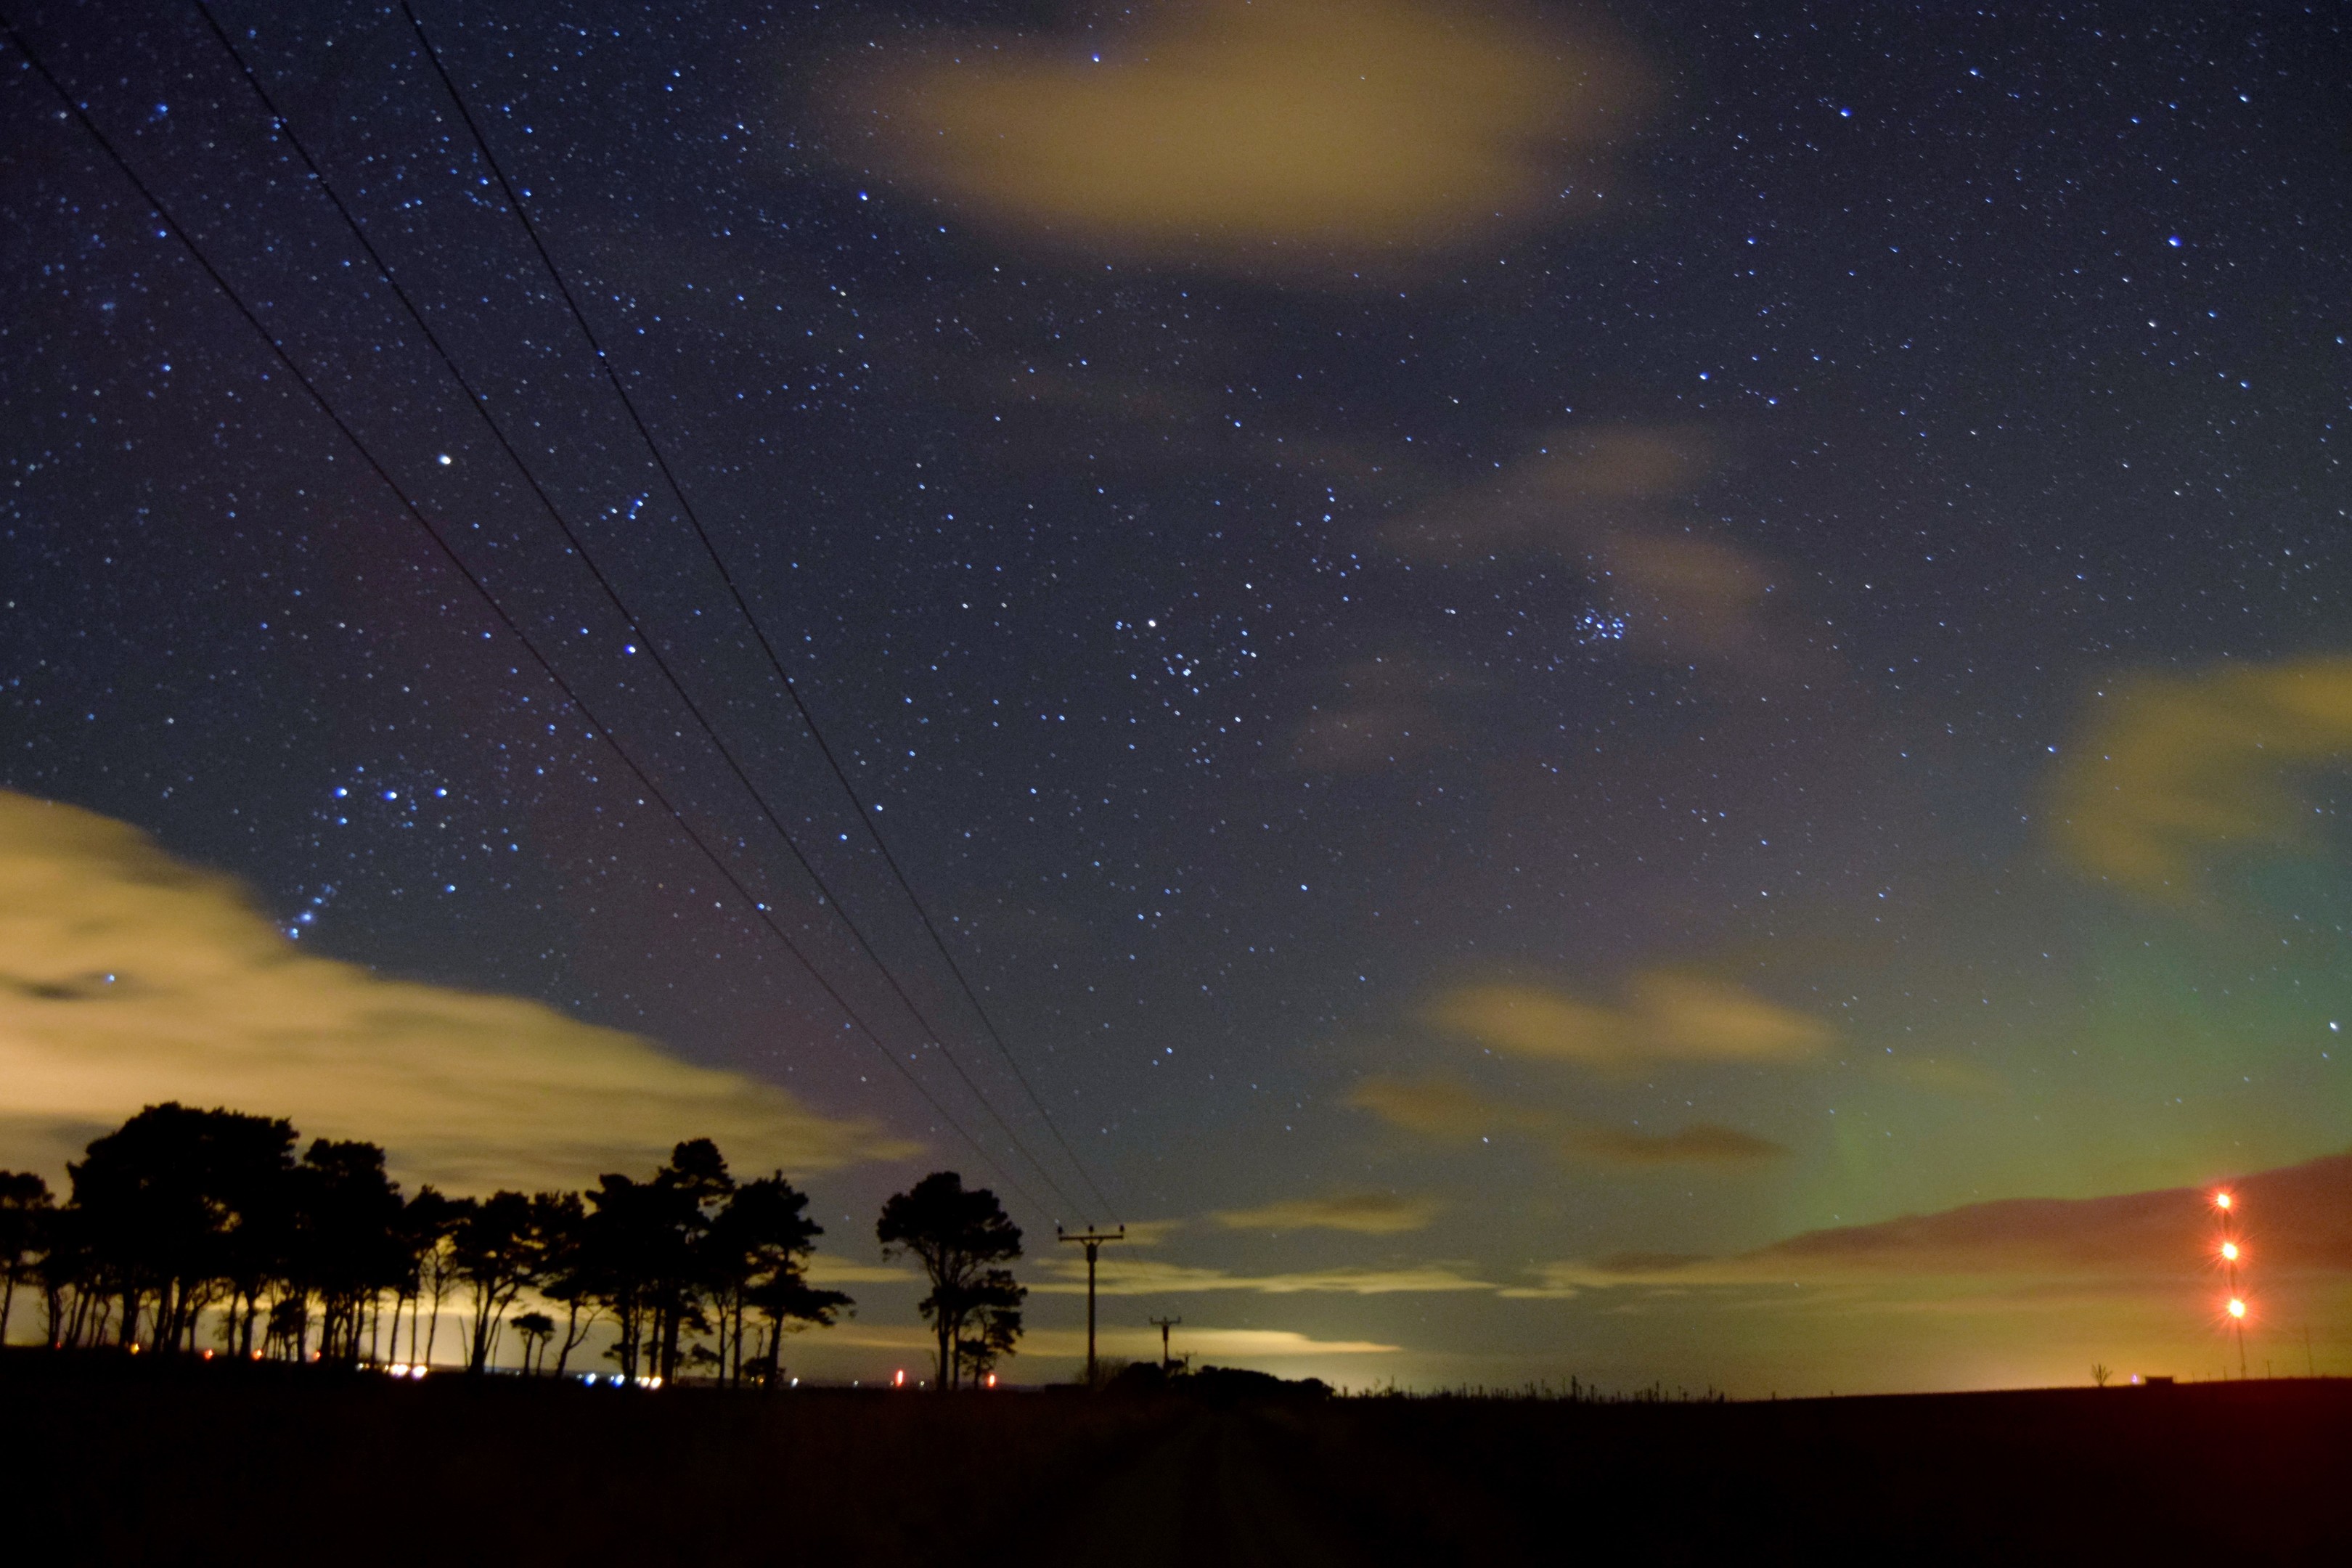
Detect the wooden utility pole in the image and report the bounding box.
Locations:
[1149,1315,1181,1372]
[1057,1225,1125,1387]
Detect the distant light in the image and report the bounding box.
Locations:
[2214,1192,2233,1211]
[437,454,452,466]
[2221,1242,2239,1262]
[893,1368,907,1388]
[986,1373,998,1389]
[2228,1298,2247,1320]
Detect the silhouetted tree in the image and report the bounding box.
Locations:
[876,1172,1023,1389]
[293,1139,404,1363]
[451,1191,536,1373]
[709,1172,847,1386]
[67,1103,298,1351]
[0,1171,54,1345]
[399,1188,465,1368]
[650,1140,732,1382]
[952,1268,1024,1387]
[580,1141,737,1382]
[510,1310,556,1374]
[528,1191,601,1376]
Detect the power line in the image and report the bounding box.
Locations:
[402,1,1122,1225]
[0,9,1053,1221]
[181,0,1091,1222]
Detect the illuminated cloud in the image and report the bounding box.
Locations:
[1381,428,1824,675]
[1426,972,1832,1071]
[1214,1191,1442,1234]
[814,1321,1400,1357]
[1033,1256,1495,1297]
[1561,1123,1787,1167]
[1870,1056,2008,1099]
[1291,653,1474,772]
[1521,1148,2352,1293]
[823,0,1647,275]
[2050,656,2352,898]
[1344,1074,1545,1139]
[803,1255,920,1286]
[1349,1074,1787,1169]
[0,791,905,1191]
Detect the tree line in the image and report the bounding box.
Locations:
[0,1103,1027,1388]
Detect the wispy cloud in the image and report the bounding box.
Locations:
[822,0,1648,278]
[2050,656,2352,899]
[1561,1124,1788,1167]
[1425,972,1832,1072]
[1515,1148,2352,1296]
[1347,1073,1788,1169]
[803,1255,920,1286]
[0,791,907,1191]
[1032,1257,1495,1297]
[1214,1191,1442,1234]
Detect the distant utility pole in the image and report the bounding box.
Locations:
[1057,1225,1125,1387]
[1149,1315,1182,1372]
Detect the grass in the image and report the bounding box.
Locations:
[3,1349,2345,1564]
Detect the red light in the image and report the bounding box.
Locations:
[986,1373,997,1389]
[892,1368,906,1388]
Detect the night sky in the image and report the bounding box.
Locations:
[5,0,2350,1392]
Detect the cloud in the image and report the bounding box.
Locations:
[1524,1148,2352,1293]
[1869,1056,2008,1099]
[1425,972,1832,1071]
[1214,1191,1442,1234]
[1348,1074,1787,1169]
[803,1256,920,1286]
[0,791,906,1192]
[1032,1256,1495,1297]
[807,1320,1401,1358]
[822,0,1647,276]
[1344,1074,1546,1139]
[1379,428,1834,680]
[1560,1124,1787,1167]
[1382,427,1713,558]
[1029,1326,1403,1358]
[1289,654,1477,772]
[2049,656,2352,898]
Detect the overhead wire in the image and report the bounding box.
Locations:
[401,1,1123,1224]
[182,0,1095,1221]
[0,9,1057,1222]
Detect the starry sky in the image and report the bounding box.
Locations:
[5,0,2351,1392]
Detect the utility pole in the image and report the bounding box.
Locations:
[1057,1225,1125,1388]
[1149,1315,1181,1372]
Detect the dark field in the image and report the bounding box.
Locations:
[3,1353,2347,1565]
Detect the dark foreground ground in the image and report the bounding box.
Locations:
[3,1352,2348,1565]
